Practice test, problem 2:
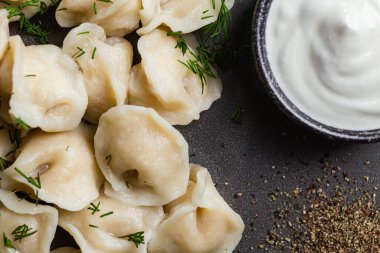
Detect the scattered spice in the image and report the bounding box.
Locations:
[259,163,380,252]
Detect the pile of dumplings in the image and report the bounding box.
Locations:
[0,0,244,252]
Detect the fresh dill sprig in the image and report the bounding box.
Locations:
[88,202,101,215]
[230,107,243,124]
[119,231,145,248]
[77,31,90,36]
[73,47,85,58]
[0,157,12,171]
[201,0,231,41]
[14,167,41,189]
[93,0,113,14]
[5,0,39,19]
[100,211,113,218]
[39,0,58,15]
[19,14,49,43]
[106,154,112,165]
[5,0,50,43]
[8,129,21,148]
[167,31,189,56]
[12,224,38,243]
[92,47,97,59]
[179,48,216,93]
[15,117,30,132]
[3,233,14,249]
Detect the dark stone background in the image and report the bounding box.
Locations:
[9,0,380,252]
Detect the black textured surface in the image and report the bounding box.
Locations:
[9,1,380,252]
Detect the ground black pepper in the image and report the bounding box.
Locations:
[259,163,380,252]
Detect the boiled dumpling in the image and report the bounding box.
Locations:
[51,247,81,253]
[59,190,164,253]
[128,29,222,125]
[62,23,133,124]
[0,0,51,21]
[148,164,245,253]
[0,35,87,132]
[94,105,190,206]
[55,0,141,37]
[1,124,104,211]
[0,9,9,61]
[138,0,235,35]
[0,189,58,253]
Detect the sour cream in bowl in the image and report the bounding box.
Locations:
[253,0,380,141]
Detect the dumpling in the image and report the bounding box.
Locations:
[94,105,190,206]
[59,191,164,253]
[0,0,51,21]
[62,23,133,124]
[55,0,141,37]
[128,29,222,125]
[51,247,81,253]
[148,164,245,253]
[0,189,58,253]
[1,124,104,211]
[0,9,9,61]
[0,35,87,132]
[137,0,235,35]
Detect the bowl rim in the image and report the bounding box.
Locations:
[251,0,380,143]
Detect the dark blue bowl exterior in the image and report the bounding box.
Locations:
[251,0,380,143]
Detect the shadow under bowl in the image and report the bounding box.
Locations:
[251,0,380,143]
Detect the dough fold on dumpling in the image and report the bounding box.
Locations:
[0,9,9,61]
[0,0,51,21]
[55,0,141,37]
[94,105,190,206]
[51,247,81,253]
[148,164,245,253]
[63,23,133,124]
[137,0,235,35]
[1,124,104,211]
[59,190,164,253]
[0,189,58,253]
[0,36,88,131]
[128,29,222,125]
[0,36,88,132]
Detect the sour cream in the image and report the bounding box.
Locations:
[266,0,380,130]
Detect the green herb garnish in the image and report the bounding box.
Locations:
[88,202,101,215]
[100,211,113,218]
[12,224,37,243]
[119,231,144,248]
[91,47,97,59]
[106,154,112,165]
[14,167,41,189]
[0,157,12,171]
[15,117,30,131]
[3,233,14,248]
[73,47,85,58]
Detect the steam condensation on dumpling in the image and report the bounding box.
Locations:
[0,36,88,132]
[94,105,190,206]
[148,164,245,253]
[128,29,222,125]
[62,23,133,124]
